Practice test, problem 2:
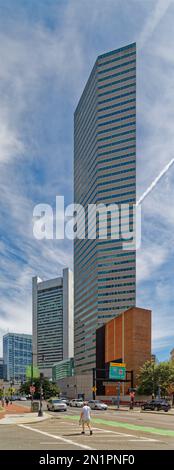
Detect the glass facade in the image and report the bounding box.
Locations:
[52,358,74,382]
[3,333,32,382]
[74,43,136,374]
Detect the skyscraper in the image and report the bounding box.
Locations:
[74,43,136,374]
[32,268,74,377]
[3,333,32,382]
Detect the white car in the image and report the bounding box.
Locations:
[88,400,108,410]
[19,396,27,401]
[47,398,67,412]
[69,399,84,407]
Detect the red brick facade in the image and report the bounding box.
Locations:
[98,307,151,395]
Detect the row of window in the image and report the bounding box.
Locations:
[98,113,136,130]
[99,81,135,98]
[98,67,136,89]
[98,58,135,76]
[98,46,135,66]
[99,136,135,151]
[98,128,135,143]
[99,97,135,114]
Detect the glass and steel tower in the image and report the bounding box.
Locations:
[74,43,136,374]
[3,333,32,382]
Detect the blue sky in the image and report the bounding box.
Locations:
[0,0,174,360]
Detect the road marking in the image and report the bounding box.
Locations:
[63,415,174,437]
[19,424,93,450]
[128,437,160,442]
[51,420,159,442]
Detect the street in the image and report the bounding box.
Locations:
[0,404,174,450]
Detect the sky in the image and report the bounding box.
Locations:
[0,0,174,361]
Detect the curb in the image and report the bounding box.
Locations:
[0,412,51,425]
[108,407,174,416]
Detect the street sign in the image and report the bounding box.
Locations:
[109,362,126,380]
[30,386,36,393]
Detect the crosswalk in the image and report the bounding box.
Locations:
[19,417,161,450]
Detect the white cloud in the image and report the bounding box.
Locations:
[0,0,174,359]
[138,0,173,49]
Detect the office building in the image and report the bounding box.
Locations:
[32,268,74,377]
[52,358,74,382]
[3,333,32,382]
[74,43,136,373]
[96,307,151,395]
[0,357,4,379]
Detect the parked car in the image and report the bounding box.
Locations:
[69,398,84,407]
[141,399,171,412]
[10,395,19,401]
[19,396,27,401]
[60,397,69,405]
[47,398,67,412]
[88,400,108,410]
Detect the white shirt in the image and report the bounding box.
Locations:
[82,405,91,420]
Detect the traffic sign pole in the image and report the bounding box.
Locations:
[117,382,120,409]
[92,368,96,400]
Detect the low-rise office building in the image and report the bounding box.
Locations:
[52,358,74,382]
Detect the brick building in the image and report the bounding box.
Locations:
[96,307,151,396]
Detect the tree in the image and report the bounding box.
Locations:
[20,378,60,399]
[137,360,174,397]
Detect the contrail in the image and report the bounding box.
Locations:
[138,0,173,50]
[137,158,174,206]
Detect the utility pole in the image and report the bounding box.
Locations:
[31,352,34,410]
[92,368,96,400]
[117,382,120,409]
[38,372,44,417]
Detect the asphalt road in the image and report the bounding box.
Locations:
[0,406,174,450]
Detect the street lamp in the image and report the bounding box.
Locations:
[10,380,13,404]
[38,372,44,417]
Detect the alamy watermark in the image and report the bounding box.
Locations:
[32,157,174,251]
[33,196,141,250]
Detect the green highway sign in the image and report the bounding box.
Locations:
[109,362,126,380]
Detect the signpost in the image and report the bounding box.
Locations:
[30,385,35,395]
[117,382,121,409]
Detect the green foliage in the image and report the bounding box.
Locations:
[20,378,60,400]
[137,360,174,396]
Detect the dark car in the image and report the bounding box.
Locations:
[141,399,171,412]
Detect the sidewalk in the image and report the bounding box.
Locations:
[3,403,30,414]
[0,412,50,425]
[0,403,51,425]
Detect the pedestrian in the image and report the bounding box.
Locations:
[5,397,9,407]
[79,401,93,435]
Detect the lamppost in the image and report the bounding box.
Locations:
[38,372,44,417]
[10,380,13,404]
[117,382,120,409]
[38,354,45,417]
[152,361,155,399]
[30,352,36,411]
